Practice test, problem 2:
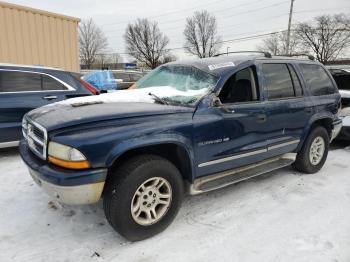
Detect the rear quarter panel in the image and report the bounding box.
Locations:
[294,62,341,149]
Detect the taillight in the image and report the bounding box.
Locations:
[76,77,100,95]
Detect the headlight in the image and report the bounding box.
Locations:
[48,142,90,169]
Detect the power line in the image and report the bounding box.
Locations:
[150,0,289,26]
[107,26,350,55]
[101,0,225,27]
[101,0,272,28]
[103,5,350,37]
[293,7,350,15]
[102,5,350,54]
[169,28,287,49]
[103,0,289,35]
[106,11,290,40]
[175,22,350,47]
[99,29,288,56]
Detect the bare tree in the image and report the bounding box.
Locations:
[161,54,177,63]
[124,18,170,69]
[111,53,122,64]
[79,18,108,69]
[184,10,222,58]
[257,33,281,55]
[257,31,300,55]
[95,53,112,67]
[295,14,350,64]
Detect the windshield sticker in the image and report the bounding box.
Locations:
[208,62,235,71]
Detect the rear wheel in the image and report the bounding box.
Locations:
[292,126,329,174]
[103,154,184,241]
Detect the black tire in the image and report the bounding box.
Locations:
[103,154,184,241]
[292,126,329,174]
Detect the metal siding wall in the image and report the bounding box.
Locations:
[0,3,80,72]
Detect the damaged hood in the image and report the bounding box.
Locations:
[26,87,196,131]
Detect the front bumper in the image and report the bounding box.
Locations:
[19,141,108,205]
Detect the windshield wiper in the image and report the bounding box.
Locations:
[148,92,169,105]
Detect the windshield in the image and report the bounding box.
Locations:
[134,65,218,105]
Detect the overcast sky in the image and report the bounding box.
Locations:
[8,0,350,61]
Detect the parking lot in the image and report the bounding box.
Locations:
[0,142,349,262]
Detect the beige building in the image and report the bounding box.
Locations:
[0,1,80,72]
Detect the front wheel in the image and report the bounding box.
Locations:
[103,155,184,241]
[292,126,329,174]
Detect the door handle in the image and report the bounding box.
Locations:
[43,95,58,100]
[256,114,267,123]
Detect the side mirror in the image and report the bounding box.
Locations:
[212,97,222,107]
[212,96,233,113]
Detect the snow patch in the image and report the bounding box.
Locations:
[1,148,350,261]
[55,86,208,107]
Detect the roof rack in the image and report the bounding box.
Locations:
[214,51,272,58]
[275,53,315,61]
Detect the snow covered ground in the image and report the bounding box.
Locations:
[0,147,350,262]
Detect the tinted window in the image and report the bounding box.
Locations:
[300,64,335,95]
[42,75,66,90]
[331,73,350,90]
[262,64,295,99]
[287,64,302,96]
[0,71,41,92]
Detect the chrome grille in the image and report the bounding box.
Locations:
[23,118,47,160]
[33,126,45,141]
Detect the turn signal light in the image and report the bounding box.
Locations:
[48,156,91,169]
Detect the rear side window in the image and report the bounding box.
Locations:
[0,71,41,92]
[300,64,335,95]
[42,75,65,90]
[0,70,67,92]
[262,64,295,99]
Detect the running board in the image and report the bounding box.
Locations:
[188,153,296,195]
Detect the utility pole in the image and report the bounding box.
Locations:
[227,46,230,56]
[286,0,295,55]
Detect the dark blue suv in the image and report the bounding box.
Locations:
[19,53,342,241]
[0,64,98,148]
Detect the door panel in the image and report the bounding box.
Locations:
[193,102,270,177]
[285,97,314,140]
[0,92,42,143]
[262,99,302,159]
[258,62,305,156]
[263,100,297,144]
[0,91,72,143]
[0,69,77,143]
[194,65,271,177]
